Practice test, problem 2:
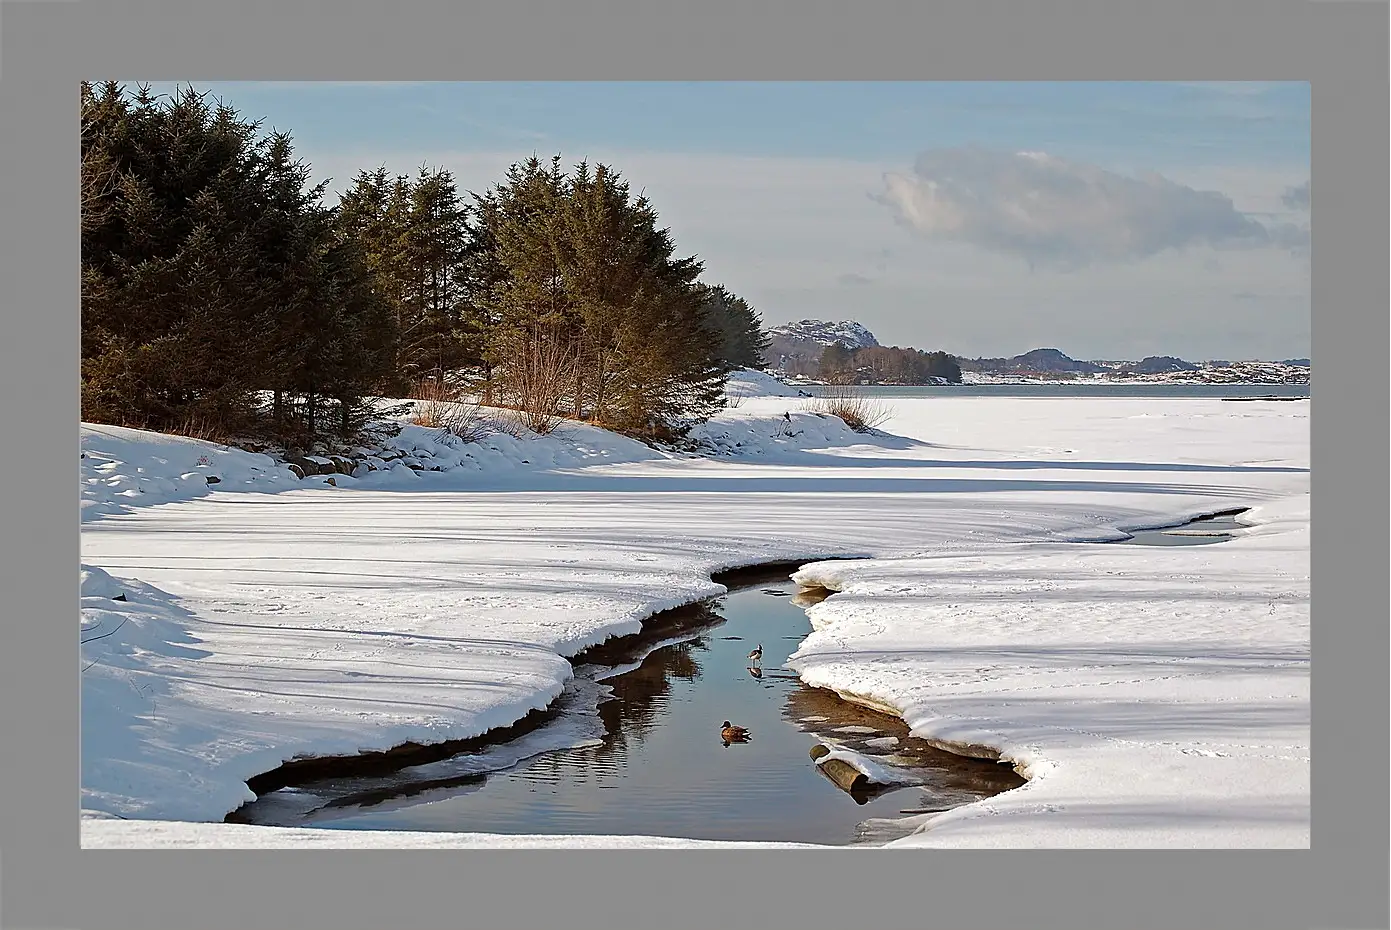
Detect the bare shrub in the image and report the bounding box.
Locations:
[406,372,459,427]
[169,413,234,447]
[813,386,892,433]
[495,330,578,436]
[438,402,490,444]
[405,371,490,444]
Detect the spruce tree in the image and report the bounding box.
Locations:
[695,283,769,370]
[82,82,399,444]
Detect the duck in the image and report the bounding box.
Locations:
[720,721,751,743]
[747,643,763,666]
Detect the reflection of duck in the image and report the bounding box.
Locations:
[747,665,763,679]
[720,721,751,744]
[747,643,763,666]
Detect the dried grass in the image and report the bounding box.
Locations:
[407,372,490,443]
[812,386,892,433]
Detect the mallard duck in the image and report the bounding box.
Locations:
[720,721,751,742]
[747,643,763,666]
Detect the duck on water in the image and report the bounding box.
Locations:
[721,721,751,746]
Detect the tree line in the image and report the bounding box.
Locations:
[80,83,769,446]
[818,343,962,385]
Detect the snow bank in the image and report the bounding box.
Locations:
[685,409,904,459]
[80,394,1309,847]
[79,814,827,849]
[81,423,301,520]
[353,418,664,486]
[724,368,810,399]
[80,564,575,822]
[788,498,1309,847]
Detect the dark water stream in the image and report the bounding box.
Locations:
[1115,508,1251,546]
[232,573,1024,845]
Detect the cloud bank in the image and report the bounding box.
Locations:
[876,148,1300,269]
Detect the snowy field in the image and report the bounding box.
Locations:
[80,371,1310,847]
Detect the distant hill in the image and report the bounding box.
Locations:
[763,322,1309,385]
[1011,348,1108,374]
[1124,356,1200,375]
[957,348,1106,375]
[959,350,1309,385]
[766,320,880,377]
[767,320,879,353]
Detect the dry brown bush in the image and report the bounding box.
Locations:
[407,372,490,443]
[813,386,892,433]
[494,332,578,436]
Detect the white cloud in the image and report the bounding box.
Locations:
[875,147,1298,269]
[294,145,1308,359]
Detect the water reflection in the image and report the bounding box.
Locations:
[791,586,832,608]
[233,576,1025,844]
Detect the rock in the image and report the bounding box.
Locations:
[286,456,318,477]
[286,463,307,479]
[112,593,127,602]
[296,455,337,475]
[205,475,221,485]
[326,477,337,487]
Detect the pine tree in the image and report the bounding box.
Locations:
[460,154,736,439]
[819,343,854,383]
[81,82,399,444]
[82,83,272,431]
[695,283,769,370]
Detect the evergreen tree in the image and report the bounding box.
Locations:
[82,83,272,431]
[462,155,729,438]
[695,283,769,370]
[922,350,963,383]
[81,82,398,443]
[401,166,471,376]
[819,342,854,382]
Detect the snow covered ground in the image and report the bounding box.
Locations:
[80,374,1309,848]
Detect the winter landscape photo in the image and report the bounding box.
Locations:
[79,80,1310,849]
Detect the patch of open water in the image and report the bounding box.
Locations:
[1114,508,1251,546]
[231,572,1024,845]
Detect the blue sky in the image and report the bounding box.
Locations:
[135,81,1311,360]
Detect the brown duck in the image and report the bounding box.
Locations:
[720,721,751,743]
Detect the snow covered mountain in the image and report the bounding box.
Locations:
[766,319,880,351]
[765,320,880,376]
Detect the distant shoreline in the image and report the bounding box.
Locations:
[780,376,1311,389]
